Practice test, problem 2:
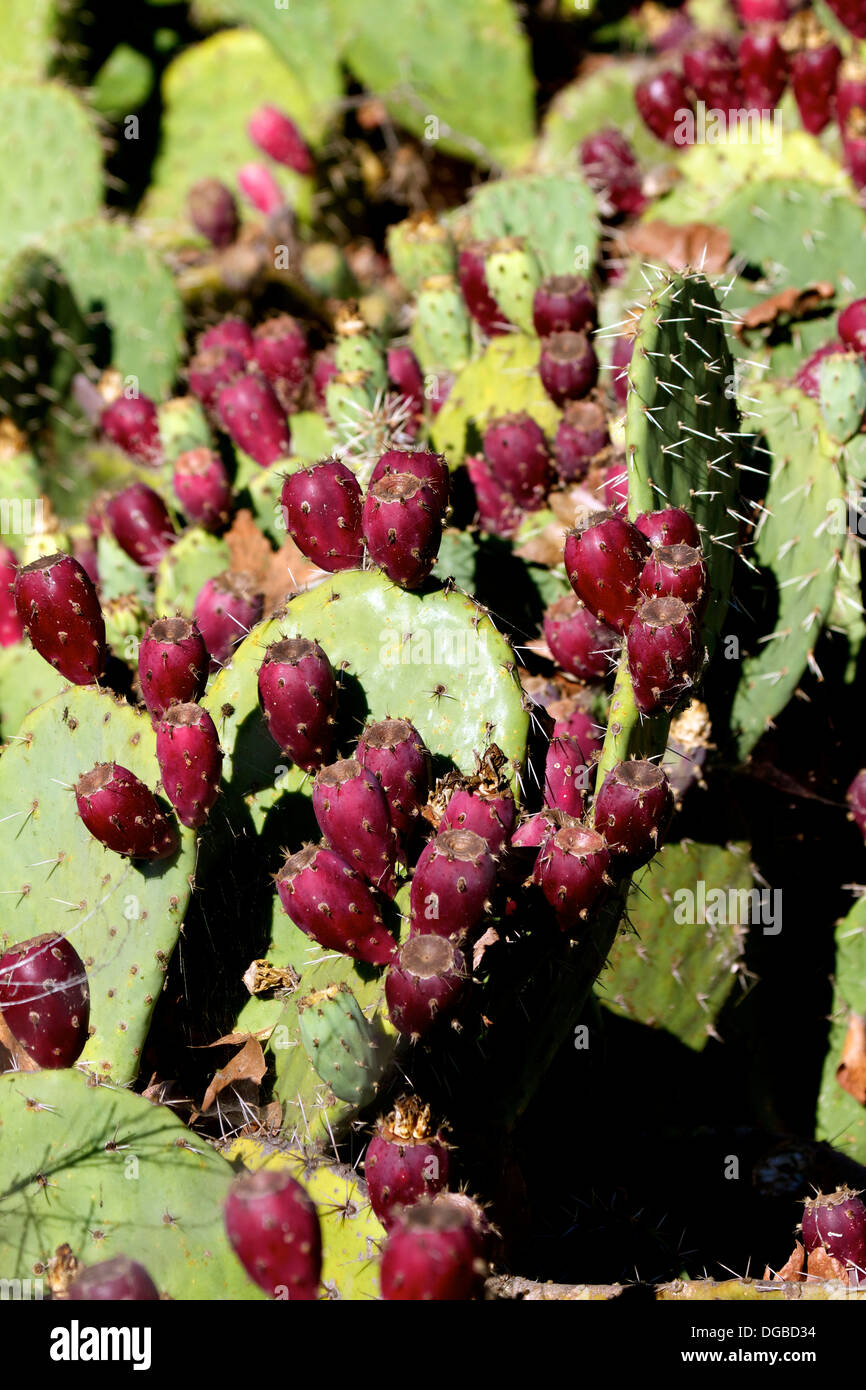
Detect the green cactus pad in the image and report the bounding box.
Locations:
[49,218,185,400]
[158,395,212,467]
[816,896,866,1164]
[141,28,316,237]
[298,982,392,1107]
[203,568,529,795]
[225,1133,384,1300]
[431,334,561,465]
[464,173,599,278]
[712,179,866,299]
[819,352,866,443]
[730,385,844,759]
[0,1070,265,1299]
[536,61,667,171]
[597,840,753,1050]
[0,685,195,1082]
[625,268,742,647]
[97,531,153,606]
[0,644,68,738]
[485,239,542,337]
[335,329,387,392]
[89,44,155,122]
[331,0,534,169]
[153,529,231,617]
[386,215,457,295]
[0,83,102,274]
[0,0,57,81]
[410,276,473,375]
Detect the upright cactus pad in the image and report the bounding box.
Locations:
[0,686,195,1081]
[464,174,599,278]
[298,982,392,1107]
[816,897,866,1164]
[431,335,561,465]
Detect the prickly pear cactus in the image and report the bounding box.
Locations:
[154,529,231,615]
[730,385,844,759]
[0,686,196,1081]
[0,1069,265,1299]
[225,1132,385,1300]
[597,840,753,1050]
[432,335,561,464]
[464,173,599,277]
[816,897,866,1164]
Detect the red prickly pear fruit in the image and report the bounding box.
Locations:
[281,458,364,573]
[837,59,866,128]
[580,129,647,218]
[380,1193,487,1300]
[543,734,590,817]
[252,315,310,409]
[537,823,611,931]
[173,447,232,531]
[0,932,89,1068]
[611,333,634,405]
[275,843,397,965]
[356,717,430,838]
[554,399,610,483]
[362,473,444,590]
[237,161,285,216]
[188,177,239,248]
[248,103,313,176]
[784,17,841,135]
[67,1257,160,1300]
[824,0,866,40]
[387,347,425,422]
[552,706,605,765]
[385,936,467,1039]
[847,769,866,838]
[101,392,162,467]
[794,339,846,399]
[155,703,223,830]
[440,787,516,857]
[409,828,496,940]
[187,346,246,411]
[199,318,254,360]
[312,757,397,894]
[635,69,693,146]
[365,1098,451,1228]
[217,371,291,467]
[194,571,264,670]
[738,29,789,109]
[0,545,24,646]
[735,0,790,22]
[370,449,450,512]
[457,242,508,336]
[483,412,553,510]
[138,617,209,720]
[225,1167,322,1299]
[466,454,522,537]
[311,348,339,410]
[604,459,629,514]
[639,543,709,615]
[532,275,596,337]
[14,552,107,684]
[257,636,337,770]
[74,762,178,861]
[511,808,562,851]
[564,510,651,635]
[626,595,703,715]
[539,330,598,407]
[104,483,176,569]
[683,36,744,110]
[593,759,674,871]
[839,299,866,356]
[543,594,619,682]
[636,507,700,549]
[801,1188,866,1281]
